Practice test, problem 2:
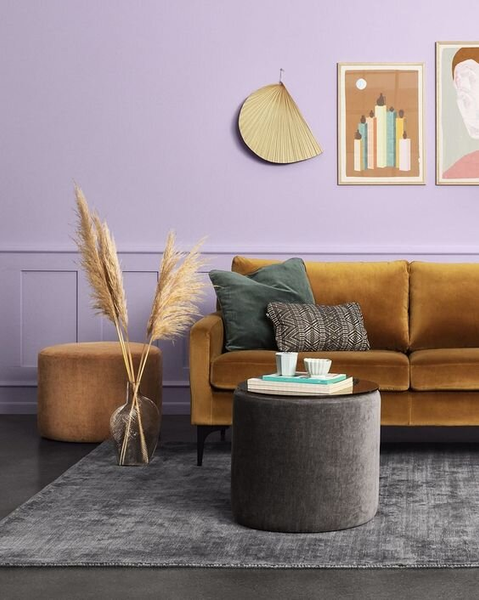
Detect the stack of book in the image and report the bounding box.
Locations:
[246,372,353,396]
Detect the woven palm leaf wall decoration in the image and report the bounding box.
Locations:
[238,82,322,164]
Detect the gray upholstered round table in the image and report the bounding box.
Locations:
[231,380,381,533]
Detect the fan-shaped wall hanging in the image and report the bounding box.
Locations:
[238,80,322,164]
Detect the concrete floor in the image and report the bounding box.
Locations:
[1,416,479,600]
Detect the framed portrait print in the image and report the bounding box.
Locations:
[338,63,425,185]
[437,42,479,185]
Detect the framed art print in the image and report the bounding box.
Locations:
[338,63,425,185]
[437,42,479,185]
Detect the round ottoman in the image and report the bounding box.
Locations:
[231,381,380,533]
[38,342,162,442]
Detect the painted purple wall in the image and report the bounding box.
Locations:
[2,1,479,414]
[1,0,478,253]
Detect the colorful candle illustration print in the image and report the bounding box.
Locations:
[358,115,368,170]
[387,107,396,167]
[338,63,424,184]
[354,130,363,171]
[395,110,405,167]
[399,131,411,171]
[375,93,387,168]
[356,98,409,173]
[366,110,376,169]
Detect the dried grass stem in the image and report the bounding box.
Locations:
[74,185,207,465]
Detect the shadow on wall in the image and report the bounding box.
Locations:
[231,102,285,167]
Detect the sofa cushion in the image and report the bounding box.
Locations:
[410,391,479,425]
[266,301,370,352]
[211,349,409,391]
[232,257,409,351]
[209,258,314,351]
[410,348,479,390]
[410,262,479,350]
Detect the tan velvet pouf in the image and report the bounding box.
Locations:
[38,342,162,443]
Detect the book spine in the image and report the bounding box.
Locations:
[248,387,325,396]
[247,384,353,396]
[248,378,353,394]
[262,374,346,384]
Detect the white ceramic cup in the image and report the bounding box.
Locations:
[304,358,332,377]
[275,352,298,377]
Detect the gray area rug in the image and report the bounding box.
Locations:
[1,441,479,568]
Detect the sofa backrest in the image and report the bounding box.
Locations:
[410,262,479,350]
[232,257,410,351]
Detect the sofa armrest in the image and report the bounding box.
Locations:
[190,311,224,363]
[189,312,225,424]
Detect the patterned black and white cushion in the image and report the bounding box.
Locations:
[266,301,370,352]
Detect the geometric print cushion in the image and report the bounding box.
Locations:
[266,301,370,352]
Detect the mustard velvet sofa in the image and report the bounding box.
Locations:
[190,257,479,464]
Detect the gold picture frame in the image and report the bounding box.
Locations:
[436,41,479,185]
[338,63,425,185]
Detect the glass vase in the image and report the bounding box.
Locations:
[110,382,160,466]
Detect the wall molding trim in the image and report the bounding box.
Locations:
[0,381,38,388]
[3,245,479,256]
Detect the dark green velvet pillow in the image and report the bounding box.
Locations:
[209,258,315,351]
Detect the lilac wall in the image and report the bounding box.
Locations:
[2,1,479,414]
[1,0,479,253]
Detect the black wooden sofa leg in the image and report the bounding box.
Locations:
[197,425,230,466]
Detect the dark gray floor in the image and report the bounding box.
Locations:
[1,416,479,600]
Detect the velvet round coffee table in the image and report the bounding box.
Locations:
[231,379,380,533]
